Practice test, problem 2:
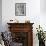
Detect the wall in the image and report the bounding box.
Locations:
[2,0,40,30]
[40,0,46,13]
[0,0,2,32]
[2,0,46,46]
[40,0,46,31]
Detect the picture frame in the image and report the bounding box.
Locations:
[15,3,26,16]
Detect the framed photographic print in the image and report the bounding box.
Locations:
[15,3,26,16]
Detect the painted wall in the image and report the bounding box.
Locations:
[40,0,46,13]
[40,0,46,31]
[2,0,46,46]
[2,0,40,31]
[0,0,2,32]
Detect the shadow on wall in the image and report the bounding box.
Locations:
[40,0,46,14]
[0,0,2,32]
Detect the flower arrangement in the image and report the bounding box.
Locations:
[36,25,45,42]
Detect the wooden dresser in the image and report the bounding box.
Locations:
[7,23,34,46]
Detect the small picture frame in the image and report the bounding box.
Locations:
[15,3,26,16]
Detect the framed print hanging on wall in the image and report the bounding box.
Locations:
[15,3,26,16]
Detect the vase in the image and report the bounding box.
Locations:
[39,40,45,46]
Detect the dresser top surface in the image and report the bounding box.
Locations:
[7,23,34,25]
